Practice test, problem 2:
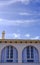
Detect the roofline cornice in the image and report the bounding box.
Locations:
[0,39,40,44]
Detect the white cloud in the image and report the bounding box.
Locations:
[5,33,21,39]
[0,31,40,39]
[0,0,40,7]
[19,12,40,16]
[0,19,24,26]
[13,33,20,39]
[0,18,39,26]
[24,33,40,39]
[0,0,31,6]
[0,0,25,6]
[19,12,32,15]
[25,34,30,37]
[31,36,40,40]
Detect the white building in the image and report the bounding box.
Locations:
[0,31,40,65]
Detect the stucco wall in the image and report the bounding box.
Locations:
[0,63,40,65]
[0,43,40,65]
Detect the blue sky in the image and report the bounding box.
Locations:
[0,0,40,39]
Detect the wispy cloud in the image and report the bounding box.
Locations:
[13,33,20,39]
[9,0,40,5]
[31,36,40,40]
[19,12,32,15]
[25,34,30,38]
[24,33,40,39]
[5,33,21,39]
[19,12,40,16]
[0,0,40,6]
[5,33,40,39]
[0,11,40,16]
[0,0,31,6]
[0,18,39,26]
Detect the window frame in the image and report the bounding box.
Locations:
[22,46,39,63]
[1,45,18,63]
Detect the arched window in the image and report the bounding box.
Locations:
[22,46,39,63]
[1,45,18,63]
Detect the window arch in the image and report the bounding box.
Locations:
[22,46,39,63]
[1,45,18,63]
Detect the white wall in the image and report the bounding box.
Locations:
[0,63,40,65]
[0,43,40,65]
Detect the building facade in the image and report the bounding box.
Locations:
[0,39,40,65]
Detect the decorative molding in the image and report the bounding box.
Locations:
[0,39,40,44]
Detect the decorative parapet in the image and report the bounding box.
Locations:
[0,39,40,44]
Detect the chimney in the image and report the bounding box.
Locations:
[2,31,5,39]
